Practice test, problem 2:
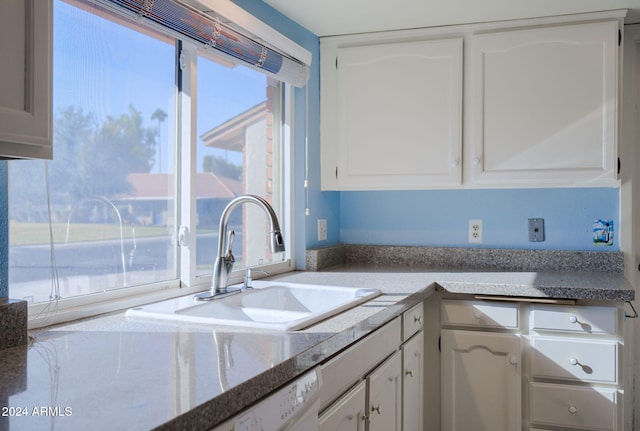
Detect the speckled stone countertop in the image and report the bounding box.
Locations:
[0,263,634,430]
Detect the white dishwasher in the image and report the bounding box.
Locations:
[235,368,321,431]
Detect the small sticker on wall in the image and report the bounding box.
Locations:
[593,219,614,246]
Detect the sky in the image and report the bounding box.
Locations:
[53,0,267,172]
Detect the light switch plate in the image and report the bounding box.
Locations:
[528,218,545,242]
[318,218,327,241]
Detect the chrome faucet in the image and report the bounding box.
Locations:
[194,195,284,301]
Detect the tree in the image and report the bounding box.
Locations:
[202,155,242,180]
[79,105,156,197]
[151,108,168,172]
[9,105,158,221]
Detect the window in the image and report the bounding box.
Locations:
[8,0,293,326]
[194,49,286,278]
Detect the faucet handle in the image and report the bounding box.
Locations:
[224,230,236,273]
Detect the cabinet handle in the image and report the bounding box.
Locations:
[414,315,422,325]
[570,357,578,366]
[371,405,382,415]
[450,159,460,168]
[473,157,481,165]
[509,356,518,365]
[568,405,578,414]
[569,315,578,324]
[474,311,482,319]
[406,369,415,377]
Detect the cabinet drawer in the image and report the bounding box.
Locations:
[441,299,519,329]
[403,302,424,340]
[530,305,618,335]
[530,382,617,430]
[530,337,617,383]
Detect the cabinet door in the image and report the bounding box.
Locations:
[0,0,52,159]
[403,331,424,431]
[441,329,521,431]
[321,37,462,190]
[368,350,402,431]
[319,381,366,431]
[468,20,618,186]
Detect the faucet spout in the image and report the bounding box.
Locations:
[194,195,284,301]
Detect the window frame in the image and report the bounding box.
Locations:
[23,6,296,329]
[178,41,295,289]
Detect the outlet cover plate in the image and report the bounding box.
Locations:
[528,218,545,242]
[469,219,482,243]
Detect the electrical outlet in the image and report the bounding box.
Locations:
[318,218,327,241]
[468,219,483,243]
[528,218,545,242]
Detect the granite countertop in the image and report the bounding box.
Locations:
[0,264,634,430]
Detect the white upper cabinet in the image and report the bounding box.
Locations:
[320,11,624,190]
[468,20,619,186]
[0,0,52,159]
[321,36,463,190]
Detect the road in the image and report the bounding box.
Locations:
[9,233,226,284]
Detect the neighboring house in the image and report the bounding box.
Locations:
[200,100,276,264]
[118,100,274,264]
[119,172,242,227]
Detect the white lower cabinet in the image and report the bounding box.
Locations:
[368,351,403,431]
[441,329,521,431]
[402,331,424,431]
[319,302,425,431]
[440,298,626,431]
[528,304,623,431]
[319,380,367,431]
[530,382,617,431]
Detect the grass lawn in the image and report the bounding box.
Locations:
[10,222,171,246]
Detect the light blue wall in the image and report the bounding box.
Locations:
[340,188,619,250]
[1,161,8,298]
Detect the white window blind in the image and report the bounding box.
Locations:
[92,0,311,86]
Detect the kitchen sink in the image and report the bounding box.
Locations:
[126,280,382,330]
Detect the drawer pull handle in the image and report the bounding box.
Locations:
[414,315,422,325]
[569,315,578,323]
[474,311,482,319]
[568,405,578,414]
[570,357,578,366]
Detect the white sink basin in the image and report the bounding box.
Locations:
[126,280,382,330]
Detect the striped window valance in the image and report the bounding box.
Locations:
[93,0,311,87]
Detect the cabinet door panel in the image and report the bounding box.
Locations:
[368,351,402,431]
[0,0,52,159]
[469,20,618,186]
[322,37,462,190]
[403,332,424,431]
[319,381,366,431]
[441,329,521,431]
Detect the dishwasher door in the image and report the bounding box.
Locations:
[235,368,321,431]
